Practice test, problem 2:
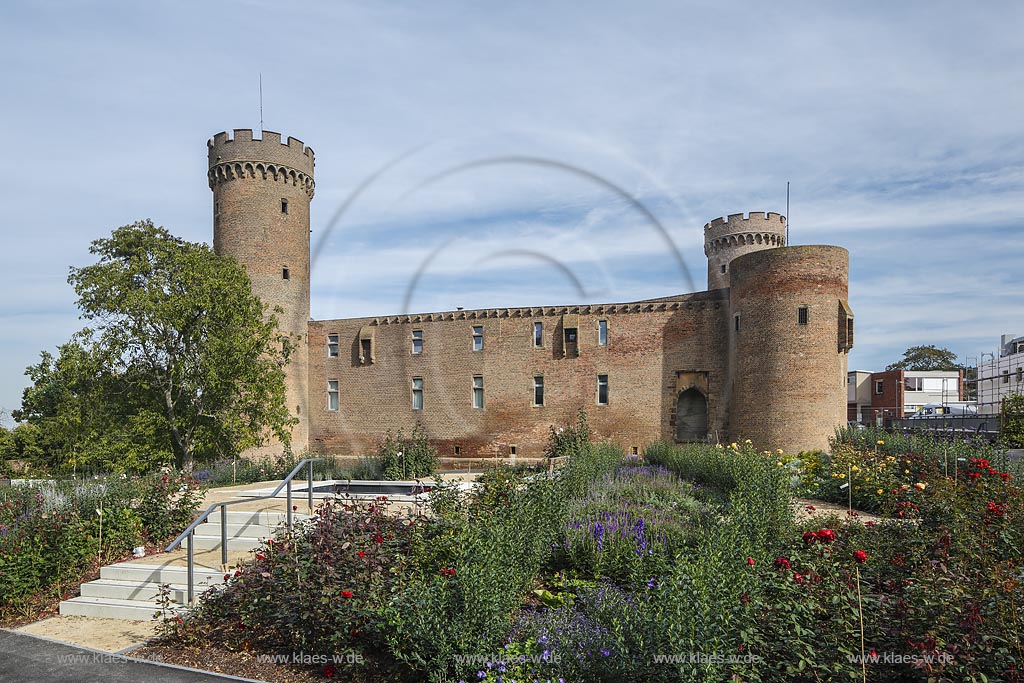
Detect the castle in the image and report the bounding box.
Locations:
[208,129,853,459]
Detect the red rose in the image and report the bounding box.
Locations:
[793,572,806,584]
[341,590,354,599]
[853,550,867,564]
[774,557,791,570]
[358,551,365,557]
[746,557,755,566]
[374,535,384,544]
[802,531,817,545]
[816,529,836,544]
[323,664,337,678]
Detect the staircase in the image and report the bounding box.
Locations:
[60,510,307,620]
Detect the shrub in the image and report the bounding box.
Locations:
[377,425,438,480]
[1003,393,1024,448]
[545,408,591,459]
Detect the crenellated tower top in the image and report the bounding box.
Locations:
[208,129,315,198]
[703,211,786,290]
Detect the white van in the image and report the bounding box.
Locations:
[907,403,978,419]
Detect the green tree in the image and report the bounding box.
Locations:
[19,220,296,471]
[886,345,962,371]
[0,424,15,461]
[1003,394,1024,448]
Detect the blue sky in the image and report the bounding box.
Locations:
[1,1,1022,425]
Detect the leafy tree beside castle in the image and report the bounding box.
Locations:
[15,221,296,472]
[886,345,962,371]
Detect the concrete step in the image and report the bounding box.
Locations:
[183,534,266,552]
[79,579,194,604]
[205,510,310,525]
[99,562,225,586]
[59,595,185,620]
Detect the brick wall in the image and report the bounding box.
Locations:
[307,291,731,459]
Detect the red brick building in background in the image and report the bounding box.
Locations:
[209,129,854,460]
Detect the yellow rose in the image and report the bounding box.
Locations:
[915,482,926,490]
[877,488,884,495]
[877,440,885,445]
[851,465,860,472]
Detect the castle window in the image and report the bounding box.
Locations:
[720,264,726,274]
[282,267,290,280]
[473,375,484,409]
[454,445,462,456]
[327,334,339,358]
[533,322,543,348]
[734,315,740,332]
[533,376,545,407]
[360,338,372,364]
[327,380,339,411]
[412,377,424,410]
[875,380,884,395]
[281,198,289,214]
[798,306,809,325]
[412,330,423,355]
[630,445,639,455]
[598,320,608,346]
[597,374,609,405]
[473,325,484,351]
[510,444,517,457]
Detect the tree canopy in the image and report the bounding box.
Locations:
[886,345,962,372]
[15,220,296,472]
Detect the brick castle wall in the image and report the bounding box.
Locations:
[307,291,731,459]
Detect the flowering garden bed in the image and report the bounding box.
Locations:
[144,428,1023,682]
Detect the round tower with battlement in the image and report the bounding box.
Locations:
[727,245,852,453]
[704,212,787,290]
[208,129,315,453]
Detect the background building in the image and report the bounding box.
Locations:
[849,368,964,424]
[977,334,1024,415]
[209,129,854,458]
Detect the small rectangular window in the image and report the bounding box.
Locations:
[412,377,424,410]
[597,374,609,405]
[533,376,544,406]
[598,320,608,346]
[720,264,726,274]
[533,321,543,348]
[798,306,809,325]
[472,325,484,351]
[282,267,290,280]
[1017,367,1023,383]
[327,380,339,411]
[281,198,289,214]
[473,375,484,409]
[1003,371,1011,385]
[630,445,639,455]
[734,315,740,332]
[454,445,462,456]
[510,445,517,456]
[875,380,884,395]
[412,330,423,355]
[360,338,372,364]
[327,334,339,358]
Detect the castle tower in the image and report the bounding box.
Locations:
[208,129,315,453]
[727,246,853,453]
[704,212,787,290]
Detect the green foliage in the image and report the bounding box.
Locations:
[0,474,201,613]
[183,498,417,677]
[0,425,17,463]
[376,425,438,479]
[136,470,203,542]
[886,344,962,371]
[17,220,296,472]
[1002,393,1024,448]
[545,408,591,459]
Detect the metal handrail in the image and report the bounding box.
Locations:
[165,457,324,604]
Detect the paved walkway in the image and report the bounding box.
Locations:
[0,630,259,683]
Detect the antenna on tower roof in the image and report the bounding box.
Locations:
[786,181,790,245]
[258,73,264,136]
